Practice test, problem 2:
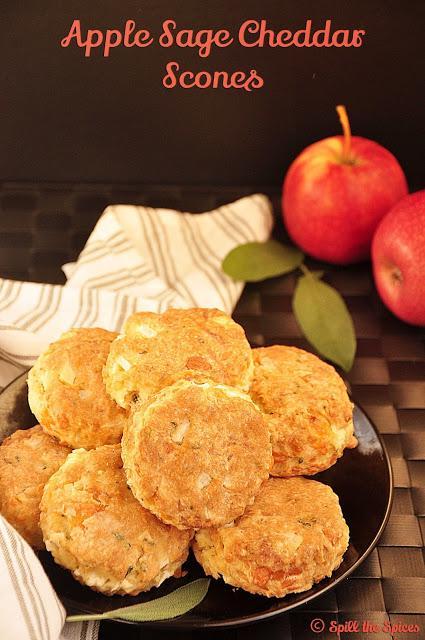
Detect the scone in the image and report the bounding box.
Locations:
[250,346,356,476]
[193,477,349,598]
[104,308,254,409]
[122,379,272,530]
[0,426,70,548]
[28,328,128,449]
[40,445,191,596]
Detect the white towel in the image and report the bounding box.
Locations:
[0,194,273,640]
[0,516,98,640]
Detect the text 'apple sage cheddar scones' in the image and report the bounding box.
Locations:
[104,308,254,409]
[40,445,191,596]
[250,346,357,477]
[28,328,128,449]
[0,426,70,548]
[122,379,272,530]
[193,477,349,598]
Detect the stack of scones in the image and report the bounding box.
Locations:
[0,308,357,598]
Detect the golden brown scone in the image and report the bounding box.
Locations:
[40,445,191,596]
[103,308,254,409]
[0,426,70,548]
[193,477,349,598]
[250,346,356,476]
[28,328,128,449]
[122,379,272,530]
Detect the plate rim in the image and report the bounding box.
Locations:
[0,373,394,630]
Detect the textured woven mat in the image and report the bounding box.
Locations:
[1,183,424,640]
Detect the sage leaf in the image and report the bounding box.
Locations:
[66,578,210,623]
[293,271,356,371]
[222,240,304,282]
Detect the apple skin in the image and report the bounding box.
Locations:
[372,190,425,326]
[282,135,408,264]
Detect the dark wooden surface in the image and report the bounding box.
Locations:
[0,183,424,639]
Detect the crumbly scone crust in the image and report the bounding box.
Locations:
[40,445,191,595]
[28,328,128,449]
[104,308,254,409]
[250,346,356,476]
[122,379,272,530]
[0,426,70,548]
[193,476,349,598]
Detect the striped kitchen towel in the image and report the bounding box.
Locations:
[0,516,98,640]
[0,193,273,640]
[0,194,273,389]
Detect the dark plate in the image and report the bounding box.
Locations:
[0,372,393,630]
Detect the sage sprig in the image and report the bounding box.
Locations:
[222,240,304,282]
[66,578,210,623]
[293,267,356,371]
[221,240,356,371]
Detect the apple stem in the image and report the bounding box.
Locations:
[336,105,352,163]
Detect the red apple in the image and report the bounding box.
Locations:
[372,190,425,326]
[282,106,408,264]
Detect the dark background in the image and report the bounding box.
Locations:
[0,0,424,189]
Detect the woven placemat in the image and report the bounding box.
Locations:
[1,183,424,640]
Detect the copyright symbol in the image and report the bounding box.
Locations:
[310,618,325,633]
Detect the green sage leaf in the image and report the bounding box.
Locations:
[66,578,210,623]
[222,240,304,282]
[293,271,356,371]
